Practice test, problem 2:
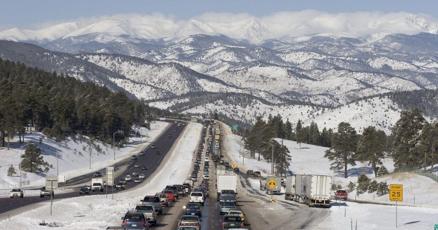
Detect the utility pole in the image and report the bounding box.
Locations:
[271,140,275,175]
[56,151,59,178]
[89,144,92,170]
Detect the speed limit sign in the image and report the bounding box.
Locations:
[389,184,403,202]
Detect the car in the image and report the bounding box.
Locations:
[135,204,157,225]
[164,190,177,202]
[219,194,236,203]
[134,164,140,168]
[132,172,139,177]
[157,192,169,207]
[134,178,142,183]
[183,183,192,194]
[142,167,148,171]
[227,209,246,222]
[203,174,209,180]
[183,202,202,218]
[142,196,163,215]
[150,144,156,149]
[189,192,204,206]
[40,187,54,198]
[79,186,91,195]
[115,182,126,190]
[125,175,132,181]
[9,188,24,198]
[219,201,237,215]
[246,170,254,177]
[93,172,103,178]
[178,215,201,228]
[177,226,200,230]
[139,173,146,179]
[222,214,244,229]
[121,211,150,230]
[335,190,348,201]
[253,171,261,178]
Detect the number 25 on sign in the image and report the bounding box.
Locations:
[389,184,403,202]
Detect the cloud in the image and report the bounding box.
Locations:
[1,11,438,43]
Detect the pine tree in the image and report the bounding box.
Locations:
[20,143,51,173]
[392,109,427,169]
[357,126,387,177]
[284,119,293,140]
[7,164,16,176]
[324,122,358,178]
[295,120,305,148]
[417,122,438,169]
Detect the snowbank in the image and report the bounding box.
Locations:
[0,121,169,190]
[0,122,202,229]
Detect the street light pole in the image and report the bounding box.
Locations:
[271,140,275,175]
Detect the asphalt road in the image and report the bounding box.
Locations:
[0,122,186,215]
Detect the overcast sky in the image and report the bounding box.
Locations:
[1,0,436,28]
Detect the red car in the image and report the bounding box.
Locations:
[335,190,348,201]
[164,190,177,202]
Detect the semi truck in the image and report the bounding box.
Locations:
[217,167,237,197]
[284,175,296,200]
[289,174,332,207]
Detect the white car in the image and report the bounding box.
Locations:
[203,174,209,180]
[189,192,204,206]
[125,175,132,181]
[139,173,146,179]
[10,188,24,198]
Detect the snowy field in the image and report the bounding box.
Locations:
[0,122,202,229]
[0,121,169,191]
[221,122,438,229]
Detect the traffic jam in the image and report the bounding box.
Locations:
[108,121,249,230]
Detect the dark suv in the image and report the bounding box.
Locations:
[122,211,150,229]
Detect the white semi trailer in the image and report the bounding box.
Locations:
[284,175,296,200]
[292,174,332,207]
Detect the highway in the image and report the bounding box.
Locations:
[0,122,186,215]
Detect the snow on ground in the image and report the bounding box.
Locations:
[222,122,438,207]
[318,201,438,230]
[0,122,202,230]
[0,121,169,191]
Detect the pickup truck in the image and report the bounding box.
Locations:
[9,188,24,198]
[135,204,157,225]
[142,196,163,215]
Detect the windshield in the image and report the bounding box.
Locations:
[220,202,236,207]
[136,206,153,211]
[224,216,242,222]
[191,192,203,197]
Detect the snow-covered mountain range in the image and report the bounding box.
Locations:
[1,13,438,132]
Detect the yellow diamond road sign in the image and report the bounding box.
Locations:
[267,178,277,190]
[389,184,403,202]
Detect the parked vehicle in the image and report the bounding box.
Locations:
[9,188,24,198]
[142,196,163,214]
[294,174,332,207]
[189,192,205,206]
[222,214,244,229]
[121,211,150,230]
[135,204,157,225]
[335,189,348,201]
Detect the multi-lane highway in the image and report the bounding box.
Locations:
[0,122,186,215]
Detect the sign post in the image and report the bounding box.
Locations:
[389,184,403,228]
[266,177,278,202]
[106,167,114,199]
[46,177,58,216]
